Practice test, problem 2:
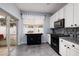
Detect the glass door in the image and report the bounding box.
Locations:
[9,18,17,52]
[0,15,8,56]
[0,9,18,56]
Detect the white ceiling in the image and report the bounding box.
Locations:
[16,3,67,14]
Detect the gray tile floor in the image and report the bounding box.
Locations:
[10,44,59,56]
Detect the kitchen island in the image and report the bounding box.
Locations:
[25,33,42,45]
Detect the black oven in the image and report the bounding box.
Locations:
[51,34,59,54]
[54,19,65,28]
[51,34,69,55]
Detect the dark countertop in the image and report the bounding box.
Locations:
[50,34,70,37]
[59,37,79,45]
[25,33,43,35]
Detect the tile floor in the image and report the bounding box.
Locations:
[10,43,59,56]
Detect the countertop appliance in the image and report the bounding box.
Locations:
[54,18,65,28]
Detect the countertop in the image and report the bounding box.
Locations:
[59,37,79,45]
[25,33,43,35]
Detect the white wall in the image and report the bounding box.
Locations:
[42,15,51,43]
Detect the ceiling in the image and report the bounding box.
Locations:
[16,3,67,14]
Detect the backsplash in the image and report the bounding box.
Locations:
[51,27,79,42]
[52,28,67,35]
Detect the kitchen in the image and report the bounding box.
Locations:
[49,3,79,56]
[0,3,79,56]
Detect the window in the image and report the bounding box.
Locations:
[23,14,45,34]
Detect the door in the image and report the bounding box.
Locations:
[0,15,8,56]
[0,8,18,56]
[64,4,74,27]
[9,18,17,52]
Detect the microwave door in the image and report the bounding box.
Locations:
[54,18,64,28]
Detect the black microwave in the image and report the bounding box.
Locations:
[54,18,65,28]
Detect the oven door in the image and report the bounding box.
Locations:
[51,35,59,53]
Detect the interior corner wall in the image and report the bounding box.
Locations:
[42,15,51,43]
[43,15,51,34]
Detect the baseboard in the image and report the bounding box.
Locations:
[41,42,48,44]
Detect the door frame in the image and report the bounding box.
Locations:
[0,8,19,56]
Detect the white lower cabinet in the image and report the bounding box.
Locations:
[47,34,51,44]
[59,38,79,56]
[69,48,79,56]
[59,39,67,56]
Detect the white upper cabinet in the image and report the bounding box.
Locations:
[64,3,74,27]
[74,3,79,27]
[50,3,79,28]
[58,7,65,19]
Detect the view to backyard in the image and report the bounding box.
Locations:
[0,16,17,56]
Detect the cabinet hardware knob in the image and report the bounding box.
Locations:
[64,45,66,47]
[71,25,73,26]
[61,40,63,42]
[75,24,77,26]
[67,47,69,48]
[72,45,75,47]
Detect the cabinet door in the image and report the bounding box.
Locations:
[65,40,79,56]
[64,4,74,27]
[59,39,67,56]
[46,34,51,44]
[69,48,79,56]
[74,3,79,27]
[58,7,65,19]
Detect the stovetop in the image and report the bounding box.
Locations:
[51,34,70,37]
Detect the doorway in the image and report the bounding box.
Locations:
[0,8,18,56]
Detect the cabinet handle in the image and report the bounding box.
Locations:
[75,24,77,26]
[64,45,66,47]
[61,40,63,42]
[67,47,70,48]
[71,25,73,27]
[72,45,75,47]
